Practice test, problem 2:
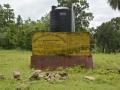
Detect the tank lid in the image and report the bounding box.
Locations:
[56,7,69,10]
[52,6,56,10]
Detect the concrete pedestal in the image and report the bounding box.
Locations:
[31,55,93,69]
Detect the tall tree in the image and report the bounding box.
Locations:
[16,15,23,25]
[0,4,7,28]
[57,0,93,31]
[108,0,120,10]
[3,4,14,26]
[0,4,14,28]
[95,17,120,53]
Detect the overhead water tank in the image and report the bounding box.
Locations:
[50,6,75,32]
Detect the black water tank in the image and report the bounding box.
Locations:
[50,6,74,32]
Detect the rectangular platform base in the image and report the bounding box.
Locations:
[31,55,93,69]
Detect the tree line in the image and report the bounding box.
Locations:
[0,0,120,53]
[0,4,49,50]
[94,17,120,53]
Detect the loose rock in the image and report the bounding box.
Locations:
[29,70,42,80]
[59,72,68,77]
[116,68,120,74]
[54,73,61,80]
[58,72,68,80]
[13,71,21,80]
[0,74,5,80]
[29,71,68,82]
[84,76,96,81]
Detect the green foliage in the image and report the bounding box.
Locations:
[0,4,49,50]
[95,17,120,53]
[16,15,23,25]
[57,0,93,31]
[40,14,50,31]
[0,4,14,27]
[108,0,120,10]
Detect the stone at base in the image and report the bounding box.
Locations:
[31,55,93,69]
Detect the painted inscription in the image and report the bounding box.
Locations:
[32,32,90,56]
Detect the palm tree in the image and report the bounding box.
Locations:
[108,0,120,10]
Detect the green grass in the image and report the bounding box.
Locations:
[0,50,120,90]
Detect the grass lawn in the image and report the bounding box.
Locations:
[0,50,120,90]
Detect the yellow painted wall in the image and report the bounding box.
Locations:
[32,32,91,56]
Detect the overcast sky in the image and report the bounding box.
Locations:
[0,0,120,27]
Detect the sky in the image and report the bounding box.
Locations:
[0,0,120,28]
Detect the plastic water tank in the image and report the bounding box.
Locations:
[50,6,75,32]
